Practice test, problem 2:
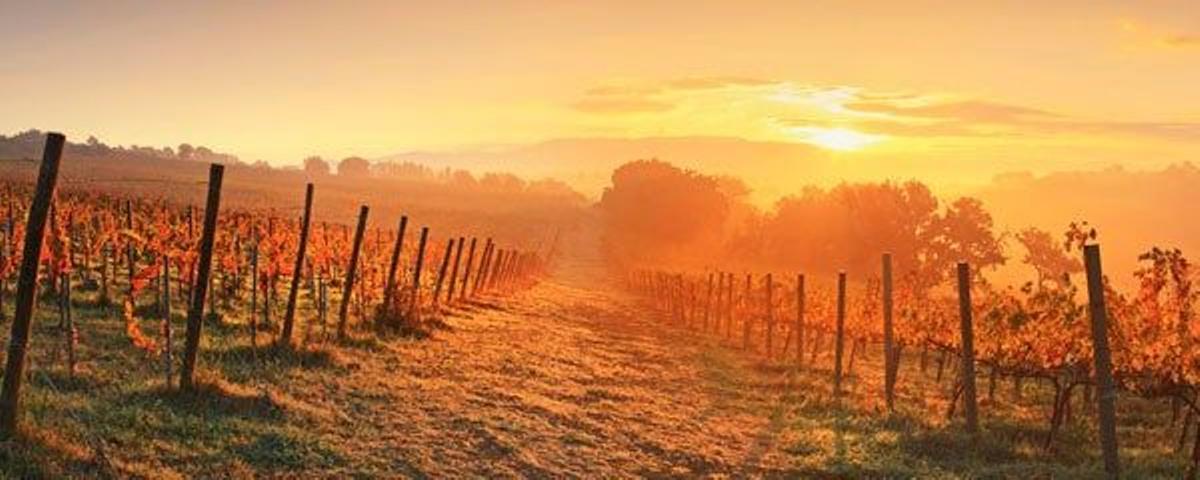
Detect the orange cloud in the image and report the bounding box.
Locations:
[1163,34,1200,47]
[665,76,774,91]
[845,100,1057,123]
[572,98,675,114]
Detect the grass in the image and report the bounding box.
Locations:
[0,277,1193,478]
[691,331,1190,479]
[0,284,362,478]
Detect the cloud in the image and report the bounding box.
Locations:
[574,81,675,114]
[846,100,1057,123]
[1118,19,1200,49]
[840,97,1200,141]
[665,76,775,91]
[583,84,663,97]
[571,98,675,114]
[571,77,1200,142]
[1162,34,1200,47]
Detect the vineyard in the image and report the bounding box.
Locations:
[627,224,1200,477]
[0,134,561,476]
[0,133,1197,477]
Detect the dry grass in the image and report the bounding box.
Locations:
[0,269,1191,478]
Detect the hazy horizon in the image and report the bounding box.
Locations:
[3,1,1198,201]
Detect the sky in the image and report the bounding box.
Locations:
[1,0,1198,194]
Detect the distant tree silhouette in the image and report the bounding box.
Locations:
[598,159,730,266]
[1017,227,1082,289]
[929,197,1006,280]
[480,172,527,193]
[304,156,331,177]
[449,169,477,189]
[338,156,371,177]
[177,143,195,160]
[759,181,941,277]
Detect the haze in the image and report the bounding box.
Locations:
[2,0,1198,200]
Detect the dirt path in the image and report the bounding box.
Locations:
[286,252,798,477]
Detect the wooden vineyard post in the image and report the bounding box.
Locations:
[704,272,714,333]
[280,183,314,346]
[337,205,369,340]
[725,272,734,341]
[472,239,493,296]
[796,274,805,368]
[409,227,429,316]
[179,164,225,392]
[489,250,506,290]
[381,215,408,321]
[0,133,64,435]
[1084,245,1119,477]
[432,238,454,307]
[459,237,476,301]
[185,206,195,303]
[674,274,685,325]
[834,271,846,397]
[765,274,775,359]
[249,234,258,349]
[742,273,752,349]
[956,262,979,433]
[100,243,111,307]
[883,253,897,412]
[162,255,172,387]
[125,199,136,309]
[446,236,464,303]
[61,273,75,377]
[494,250,510,290]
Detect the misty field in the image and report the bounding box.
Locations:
[0,250,1189,478]
[0,132,1197,480]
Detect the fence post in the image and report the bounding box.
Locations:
[725,272,734,341]
[704,272,714,333]
[834,271,846,397]
[883,253,896,412]
[765,273,775,358]
[796,273,805,369]
[162,254,172,388]
[280,183,314,345]
[956,262,979,433]
[336,205,369,340]
[409,227,429,316]
[0,133,64,435]
[433,238,454,306]
[460,237,477,301]
[1084,245,1119,477]
[742,273,752,349]
[125,200,136,308]
[473,239,493,295]
[249,234,258,349]
[179,164,225,391]
[447,236,465,303]
[381,215,408,319]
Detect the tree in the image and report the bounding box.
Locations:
[337,156,371,177]
[177,143,194,161]
[303,156,330,177]
[1016,227,1081,289]
[929,197,1006,281]
[598,159,731,266]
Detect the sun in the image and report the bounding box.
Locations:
[796,127,883,151]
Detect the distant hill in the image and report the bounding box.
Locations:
[975,163,1200,285]
[0,130,585,244]
[378,136,831,201]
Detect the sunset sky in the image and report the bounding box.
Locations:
[2,1,1197,196]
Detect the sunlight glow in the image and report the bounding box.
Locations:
[792,127,883,151]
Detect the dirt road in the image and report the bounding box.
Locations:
[288,248,798,477]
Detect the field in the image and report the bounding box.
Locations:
[0,237,1190,478]
[0,135,1196,479]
